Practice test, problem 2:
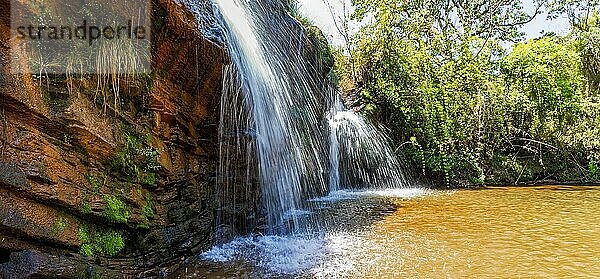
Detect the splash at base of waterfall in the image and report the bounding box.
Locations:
[310,188,431,202]
[199,188,430,276]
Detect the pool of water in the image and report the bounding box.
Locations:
[173,186,600,278]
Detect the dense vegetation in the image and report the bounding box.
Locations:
[323,0,600,186]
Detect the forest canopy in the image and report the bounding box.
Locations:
[313,0,600,186]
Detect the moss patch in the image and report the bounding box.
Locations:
[51,216,68,235]
[138,192,155,229]
[102,195,130,224]
[84,173,104,194]
[78,225,125,257]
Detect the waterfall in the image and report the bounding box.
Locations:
[176,0,412,238]
[327,100,343,192]
[327,98,409,190]
[213,0,330,235]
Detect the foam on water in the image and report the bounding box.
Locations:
[201,235,329,275]
[201,232,369,276]
[311,188,431,202]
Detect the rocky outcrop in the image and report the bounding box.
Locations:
[0,0,228,277]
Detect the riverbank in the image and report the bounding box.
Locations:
[458,180,600,189]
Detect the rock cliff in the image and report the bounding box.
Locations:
[0,0,226,277]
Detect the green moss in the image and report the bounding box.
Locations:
[142,203,154,219]
[81,199,92,214]
[140,172,157,187]
[78,225,125,257]
[138,192,155,229]
[136,222,149,229]
[103,195,130,224]
[85,173,103,194]
[78,226,94,256]
[80,243,95,257]
[52,216,68,235]
[94,231,125,257]
[78,225,90,242]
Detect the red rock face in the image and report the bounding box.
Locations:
[0,0,230,276]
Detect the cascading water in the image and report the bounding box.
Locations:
[171,0,427,275]
[205,0,412,237]
[175,0,414,243]
[213,0,331,235]
[328,98,410,191]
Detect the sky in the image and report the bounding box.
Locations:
[297,0,571,46]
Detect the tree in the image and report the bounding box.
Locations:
[344,0,547,185]
[337,0,600,185]
[547,0,600,31]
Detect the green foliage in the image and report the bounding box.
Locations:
[588,159,600,179]
[85,173,103,194]
[103,195,130,224]
[140,173,157,187]
[578,19,600,92]
[78,226,94,256]
[338,0,600,185]
[78,225,90,242]
[306,25,335,72]
[142,199,154,219]
[81,193,93,215]
[547,0,600,31]
[288,1,335,75]
[94,231,125,257]
[78,225,125,257]
[501,37,583,141]
[80,243,95,257]
[110,131,160,187]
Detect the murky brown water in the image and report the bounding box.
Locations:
[174,186,600,278]
[337,186,600,278]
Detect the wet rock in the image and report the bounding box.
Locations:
[0,250,122,278]
[0,0,232,277]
